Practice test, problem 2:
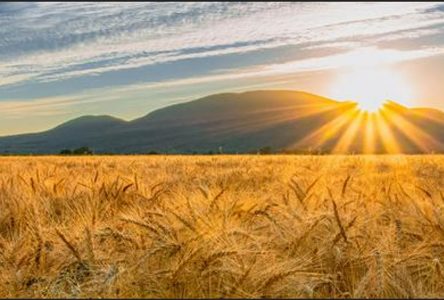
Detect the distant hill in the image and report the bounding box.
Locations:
[1,90,443,154]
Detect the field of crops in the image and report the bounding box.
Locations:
[0,155,444,298]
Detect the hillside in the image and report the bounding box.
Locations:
[0,90,443,154]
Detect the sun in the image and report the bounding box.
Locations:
[329,67,413,112]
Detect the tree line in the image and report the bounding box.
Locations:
[58,146,328,155]
[59,146,93,155]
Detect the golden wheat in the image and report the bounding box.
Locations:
[0,155,443,298]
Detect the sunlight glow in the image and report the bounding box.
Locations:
[381,103,443,152]
[371,109,402,153]
[289,95,440,154]
[293,104,359,149]
[332,110,365,153]
[329,62,414,112]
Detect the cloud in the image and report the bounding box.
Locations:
[3,45,441,118]
[1,2,444,136]
[424,3,444,13]
[0,2,442,90]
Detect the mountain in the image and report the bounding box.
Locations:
[0,115,127,153]
[0,90,443,154]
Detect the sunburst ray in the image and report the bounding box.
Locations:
[374,109,402,154]
[294,104,359,151]
[380,104,443,153]
[363,112,377,154]
[332,110,365,154]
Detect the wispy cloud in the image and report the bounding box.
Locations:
[1,2,444,135]
[0,2,442,88]
[2,45,441,118]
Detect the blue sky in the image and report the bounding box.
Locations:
[1,2,444,135]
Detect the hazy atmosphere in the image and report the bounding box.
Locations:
[1,2,444,136]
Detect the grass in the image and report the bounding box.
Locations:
[0,155,444,298]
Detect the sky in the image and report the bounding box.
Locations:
[1,2,444,136]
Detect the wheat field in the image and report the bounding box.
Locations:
[0,155,444,298]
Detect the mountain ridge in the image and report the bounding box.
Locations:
[1,90,443,154]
